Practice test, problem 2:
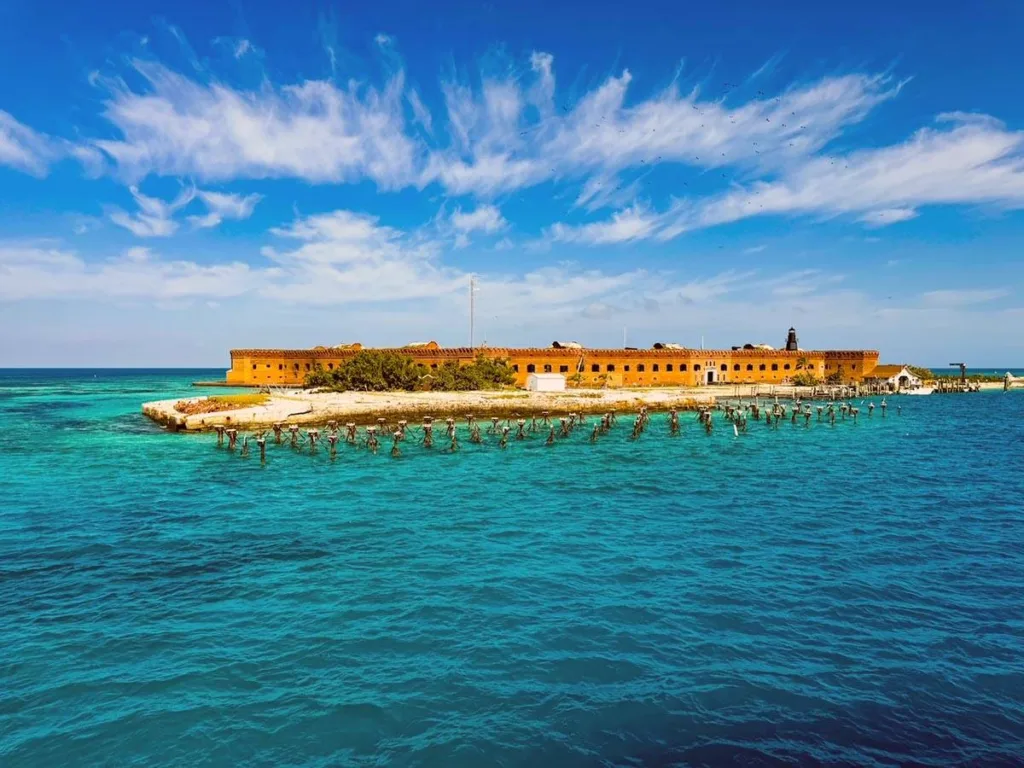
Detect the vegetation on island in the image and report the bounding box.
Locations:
[789,372,820,387]
[304,350,517,392]
[907,365,934,381]
[906,365,1004,383]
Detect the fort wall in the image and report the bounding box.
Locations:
[226,344,880,388]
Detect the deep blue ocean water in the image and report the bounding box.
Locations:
[2,369,1023,767]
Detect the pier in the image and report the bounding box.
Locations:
[197,395,907,465]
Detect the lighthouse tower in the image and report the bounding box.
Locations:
[785,327,799,352]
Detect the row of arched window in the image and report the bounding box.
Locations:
[517,361,815,374]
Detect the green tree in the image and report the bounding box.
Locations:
[791,371,819,386]
[304,351,515,392]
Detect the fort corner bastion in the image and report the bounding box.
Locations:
[224,328,880,389]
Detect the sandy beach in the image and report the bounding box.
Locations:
[143,387,723,431]
[142,382,1008,431]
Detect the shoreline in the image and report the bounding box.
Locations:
[141,382,999,432]
[144,383,1010,432]
[143,388,718,431]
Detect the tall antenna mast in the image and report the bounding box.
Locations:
[469,275,475,349]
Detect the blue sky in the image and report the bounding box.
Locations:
[1,0,1022,367]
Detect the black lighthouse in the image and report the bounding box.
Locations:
[785,327,799,352]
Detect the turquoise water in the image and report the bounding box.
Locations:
[2,370,1023,767]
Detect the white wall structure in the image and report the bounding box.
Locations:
[526,373,566,392]
[869,365,922,390]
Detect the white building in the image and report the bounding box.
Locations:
[868,364,922,391]
[526,373,566,392]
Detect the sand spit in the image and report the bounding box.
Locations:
[143,388,722,431]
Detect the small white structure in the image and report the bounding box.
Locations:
[869,364,922,391]
[526,373,566,392]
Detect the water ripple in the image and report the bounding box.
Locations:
[1,372,1023,766]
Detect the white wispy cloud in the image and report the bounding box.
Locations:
[187,190,262,229]
[451,204,507,233]
[69,48,899,205]
[449,204,508,248]
[420,63,898,197]
[90,60,418,187]
[547,203,658,245]
[0,243,268,300]
[109,185,196,237]
[546,113,1024,244]
[858,208,918,227]
[407,89,433,134]
[921,288,1009,307]
[262,210,464,302]
[659,114,1024,235]
[0,111,57,176]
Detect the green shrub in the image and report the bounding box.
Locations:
[790,372,819,386]
[305,351,515,392]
